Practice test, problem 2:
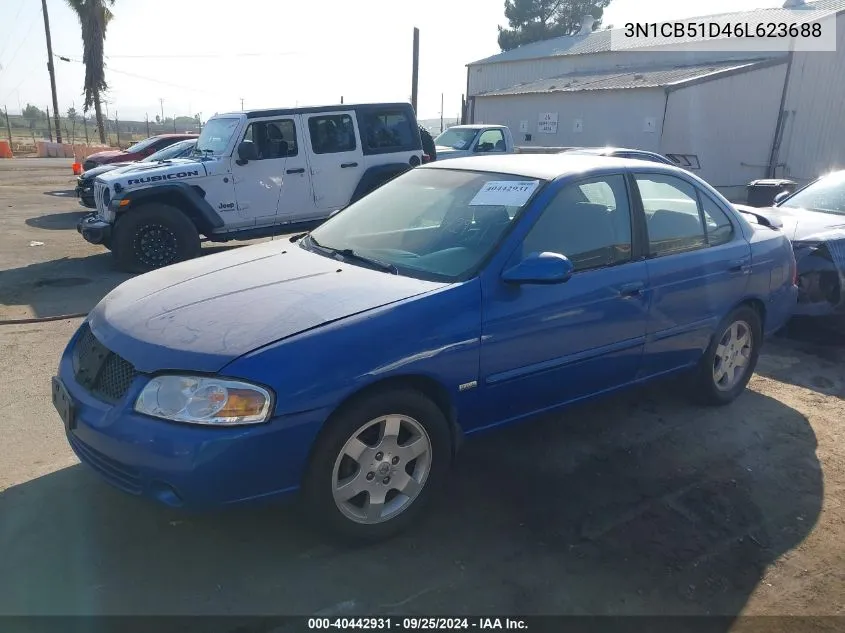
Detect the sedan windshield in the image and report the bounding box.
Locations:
[434,128,479,150]
[779,172,845,215]
[304,168,544,282]
[124,137,159,153]
[142,140,195,162]
[194,117,240,156]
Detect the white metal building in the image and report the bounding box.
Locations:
[466,0,845,198]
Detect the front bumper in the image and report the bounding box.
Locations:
[54,331,328,509]
[77,213,112,245]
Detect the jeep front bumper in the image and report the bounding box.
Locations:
[77,213,112,245]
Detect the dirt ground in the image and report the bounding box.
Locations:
[0,160,843,623]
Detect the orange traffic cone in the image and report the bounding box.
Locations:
[72,161,82,175]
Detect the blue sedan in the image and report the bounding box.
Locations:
[52,154,798,542]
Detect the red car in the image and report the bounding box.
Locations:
[82,134,198,171]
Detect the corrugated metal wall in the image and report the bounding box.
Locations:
[468,49,783,96]
[473,88,666,150]
[777,13,845,181]
[661,62,788,199]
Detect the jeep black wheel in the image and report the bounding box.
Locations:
[111,203,200,273]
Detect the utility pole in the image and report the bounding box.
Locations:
[340,96,344,104]
[40,0,63,143]
[440,93,444,133]
[46,105,53,142]
[145,113,150,136]
[4,106,12,146]
[411,28,419,114]
[159,98,164,125]
[172,115,177,133]
[83,114,89,144]
[115,112,119,146]
[240,98,245,110]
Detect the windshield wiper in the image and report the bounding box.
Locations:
[308,236,398,274]
[290,232,309,242]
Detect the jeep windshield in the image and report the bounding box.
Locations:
[303,167,543,282]
[434,128,480,150]
[778,171,845,216]
[194,117,240,156]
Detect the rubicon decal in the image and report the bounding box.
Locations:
[127,170,200,185]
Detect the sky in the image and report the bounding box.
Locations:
[0,0,791,123]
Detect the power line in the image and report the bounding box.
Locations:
[104,51,299,59]
[0,0,27,62]
[56,54,221,96]
[0,9,41,74]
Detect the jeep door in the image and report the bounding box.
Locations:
[232,116,313,227]
[303,111,365,213]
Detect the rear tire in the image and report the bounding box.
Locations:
[111,203,200,273]
[690,305,762,406]
[302,388,452,544]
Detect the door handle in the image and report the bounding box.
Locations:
[286,168,305,174]
[728,259,751,273]
[618,282,645,297]
[341,162,358,168]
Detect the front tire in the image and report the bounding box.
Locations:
[111,203,200,273]
[691,305,762,406]
[303,388,452,544]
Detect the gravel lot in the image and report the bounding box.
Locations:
[1,159,843,621]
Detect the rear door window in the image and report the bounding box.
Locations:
[360,107,417,155]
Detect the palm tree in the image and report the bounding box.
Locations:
[66,0,115,145]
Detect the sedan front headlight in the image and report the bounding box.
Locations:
[134,375,273,426]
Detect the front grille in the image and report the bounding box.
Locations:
[93,182,108,216]
[73,323,140,402]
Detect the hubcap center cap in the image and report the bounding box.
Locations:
[377,462,391,476]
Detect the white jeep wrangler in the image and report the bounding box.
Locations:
[78,102,424,272]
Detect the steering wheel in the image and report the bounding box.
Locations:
[441,215,472,236]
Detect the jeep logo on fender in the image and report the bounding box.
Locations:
[127,170,200,185]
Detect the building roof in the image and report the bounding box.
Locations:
[422,153,691,181]
[476,59,780,96]
[470,0,845,66]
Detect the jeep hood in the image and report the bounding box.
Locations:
[733,204,845,241]
[87,241,447,373]
[96,158,207,185]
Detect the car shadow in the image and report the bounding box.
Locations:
[0,384,821,621]
[0,244,253,321]
[43,190,78,198]
[25,211,90,231]
[759,319,845,399]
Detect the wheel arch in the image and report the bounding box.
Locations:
[118,183,224,235]
[313,374,462,462]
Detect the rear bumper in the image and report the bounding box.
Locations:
[77,214,111,245]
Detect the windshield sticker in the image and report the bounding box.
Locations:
[470,180,540,207]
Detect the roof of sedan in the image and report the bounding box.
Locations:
[422,153,679,180]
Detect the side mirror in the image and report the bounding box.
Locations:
[773,190,790,205]
[501,252,574,285]
[236,140,258,165]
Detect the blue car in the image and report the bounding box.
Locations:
[52,154,798,542]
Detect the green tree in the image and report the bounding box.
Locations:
[66,0,116,144]
[497,0,612,51]
[67,107,78,141]
[22,104,46,130]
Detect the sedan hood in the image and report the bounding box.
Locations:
[733,204,845,241]
[88,241,447,374]
[86,149,125,163]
